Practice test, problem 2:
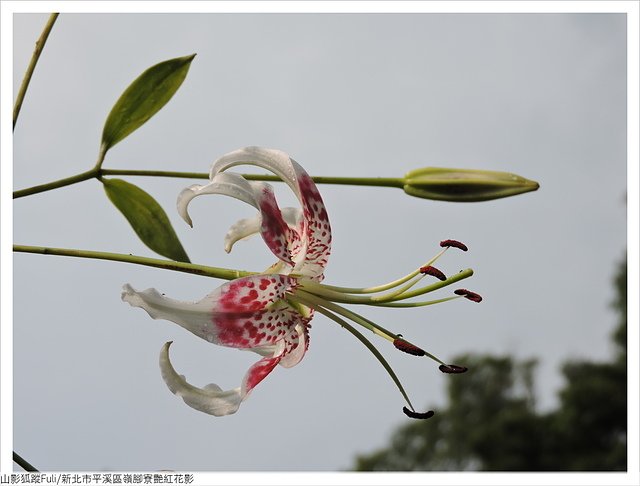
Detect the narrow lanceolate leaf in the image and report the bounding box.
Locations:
[100,54,196,153]
[103,178,190,263]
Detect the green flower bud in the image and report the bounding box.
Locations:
[403,167,539,202]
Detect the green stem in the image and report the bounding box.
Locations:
[103,169,404,188]
[13,13,60,130]
[13,168,99,199]
[14,167,405,200]
[13,244,254,280]
[102,168,209,180]
[94,144,108,171]
[13,451,39,472]
[246,174,404,188]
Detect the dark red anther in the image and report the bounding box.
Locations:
[439,364,468,374]
[440,239,468,251]
[454,289,483,303]
[393,339,426,357]
[419,265,447,281]
[403,407,435,420]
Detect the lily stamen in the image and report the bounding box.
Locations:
[368,273,432,303]
[305,245,452,295]
[439,364,469,374]
[371,269,474,303]
[294,291,458,421]
[403,407,435,420]
[296,291,452,368]
[374,295,459,308]
[454,288,483,303]
[293,289,397,343]
[298,268,473,306]
[440,239,468,251]
[297,298,421,414]
[420,265,447,281]
[393,338,426,356]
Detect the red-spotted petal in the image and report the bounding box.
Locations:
[159,317,308,415]
[122,275,297,348]
[240,321,308,397]
[254,183,298,266]
[240,355,282,398]
[294,169,332,278]
[211,147,332,278]
[177,168,304,268]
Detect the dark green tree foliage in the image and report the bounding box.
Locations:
[354,257,627,471]
[549,257,627,471]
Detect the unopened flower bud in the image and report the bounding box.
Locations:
[403,167,539,202]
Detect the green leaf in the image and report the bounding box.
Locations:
[101,54,196,153]
[103,178,190,263]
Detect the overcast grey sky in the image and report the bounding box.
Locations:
[12,12,628,472]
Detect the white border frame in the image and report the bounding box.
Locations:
[2,2,638,485]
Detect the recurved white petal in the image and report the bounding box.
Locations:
[210,146,301,199]
[224,215,262,253]
[177,172,258,227]
[159,342,242,416]
[224,207,303,254]
[122,275,296,349]
[209,147,332,279]
[122,284,219,343]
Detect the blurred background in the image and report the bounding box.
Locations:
[13,13,627,471]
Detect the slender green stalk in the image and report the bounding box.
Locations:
[373,295,459,308]
[102,168,208,180]
[14,167,405,200]
[103,169,404,188]
[13,168,99,199]
[13,451,38,472]
[13,245,254,280]
[102,169,404,187]
[249,174,403,188]
[13,13,60,130]
[94,144,108,171]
